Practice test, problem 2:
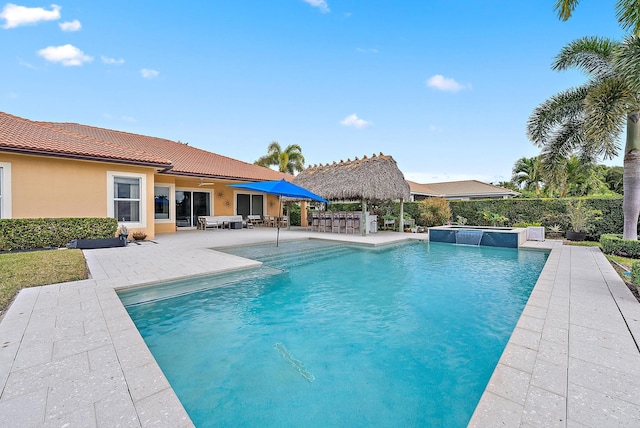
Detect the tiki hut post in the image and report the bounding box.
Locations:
[361,198,367,236]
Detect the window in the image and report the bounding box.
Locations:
[108,171,146,226]
[154,185,171,220]
[236,193,264,218]
[0,162,11,219]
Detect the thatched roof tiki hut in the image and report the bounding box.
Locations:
[293,153,411,235]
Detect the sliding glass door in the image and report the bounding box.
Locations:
[176,190,210,228]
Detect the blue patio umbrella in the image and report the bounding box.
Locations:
[229,179,328,246]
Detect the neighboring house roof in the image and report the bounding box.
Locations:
[407,180,519,199]
[294,153,411,201]
[0,112,172,168]
[41,121,290,182]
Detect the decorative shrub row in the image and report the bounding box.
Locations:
[448,197,624,240]
[600,234,640,258]
[0,218,118,251]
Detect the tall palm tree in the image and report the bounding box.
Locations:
[527,36,640,238]
[554,0,640,34]
[254,141,306,175]
[512,156,545,196]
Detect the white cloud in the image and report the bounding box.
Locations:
[37,44,92,66]
[59,19,81,31]
[140,68,159,79]
[304,0,329,13]
[101,55,124,65]
[426,74,469,92]
[1,3,61,29]
[340,114,371,129]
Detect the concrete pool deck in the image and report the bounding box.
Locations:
[0,228,639,427]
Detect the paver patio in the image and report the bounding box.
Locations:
[0,228,639,427]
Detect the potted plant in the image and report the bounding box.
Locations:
[132,230,147,241]
[566,200,601,241]
[117,224,129,244]
[547,224,563,239]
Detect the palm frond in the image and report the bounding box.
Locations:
[526,86,587,146]
[552,37,617,79]
[554,0,580,21]
[583,78,628,158]
[613,35,640,94]
[616,0,640,34]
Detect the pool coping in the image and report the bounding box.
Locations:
[1,229,639,427]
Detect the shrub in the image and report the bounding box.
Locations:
[600,234,640,258]
[632,261,640,286]
[0,218,118,251]
[513,221,542,227]
[449,196,623,240]
[417,198,451,227]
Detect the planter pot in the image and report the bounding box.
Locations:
[67,238,126,249]
[566,231,586,241]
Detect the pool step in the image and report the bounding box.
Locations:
[250,245,354,268]
[118,265,284,306]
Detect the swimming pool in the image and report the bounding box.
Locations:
[123,240,548,427]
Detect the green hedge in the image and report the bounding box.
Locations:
[600,234,640,258]
[632,261,640,286]
[448,197,624,240]
[0,218,118,251]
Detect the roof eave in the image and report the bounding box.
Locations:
[0,147,173,169]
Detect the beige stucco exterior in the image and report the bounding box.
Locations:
[2,153,159,238]
[1,152,286,240]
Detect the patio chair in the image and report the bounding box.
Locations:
[346,213,361,234]
[332,212,346,233]
[279,216,289,228]
[247,214,263,227]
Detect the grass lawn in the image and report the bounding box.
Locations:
[0,249,88,313]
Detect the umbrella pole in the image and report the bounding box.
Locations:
[276,195,281,247]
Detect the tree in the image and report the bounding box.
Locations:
[554,0,640,34]
[527,36,640,239]
[512,156,545,196]
[254,141,305,175]
[605,165,624,193]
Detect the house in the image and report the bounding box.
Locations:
[0,111,290,239]
[407,180,519,201]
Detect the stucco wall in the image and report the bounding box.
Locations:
[2,153,158,238]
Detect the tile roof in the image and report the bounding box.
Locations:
[43,122,290,182]
[0,112,171,167]
[407,179,519,198]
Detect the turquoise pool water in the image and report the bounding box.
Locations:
[123,240,548,427]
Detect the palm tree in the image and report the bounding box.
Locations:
[554,0,640,34]
[512,156,545,196]
[254,141,306,175]
[527,36,640,238]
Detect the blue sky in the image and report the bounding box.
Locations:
[1,1,626,183]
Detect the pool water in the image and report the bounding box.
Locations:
[124,240,548,427]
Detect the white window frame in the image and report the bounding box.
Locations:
[107,171,146,228]
[154,183,175,223]
[0,162,12,219]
